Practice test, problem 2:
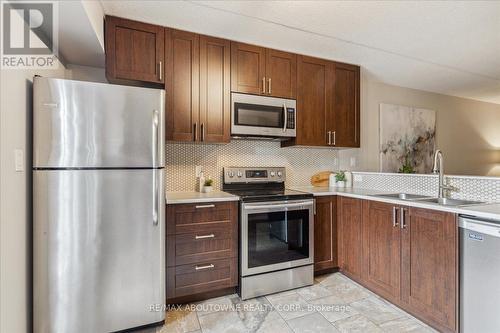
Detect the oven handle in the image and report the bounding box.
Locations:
[243,201,313,211]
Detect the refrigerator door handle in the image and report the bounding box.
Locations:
[152,110,159,167]
[153,169,159,226]
[152,109,159,226]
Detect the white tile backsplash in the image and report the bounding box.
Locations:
[166,140,339,191]
[353,172,500,202]
[165,141,500,202]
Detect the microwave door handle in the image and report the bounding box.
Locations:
[283,103,287,132]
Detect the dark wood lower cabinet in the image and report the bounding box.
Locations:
[166,201,238,301]
[338,197,363,281]
[401,207,457,333]
[314,196,337,272]
[361,200,401,303]
[339,198,458,333]
[167,257,238,299]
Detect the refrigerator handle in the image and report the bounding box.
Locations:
[152,110,159,167]
[153,170,159,226]
[153,110,159,226]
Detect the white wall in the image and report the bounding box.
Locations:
[340,70,500,176]
[0,64,68,333]
[66,64,107,83]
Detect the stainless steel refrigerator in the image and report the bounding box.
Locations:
[33,77,165,333]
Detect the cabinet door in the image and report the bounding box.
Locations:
[165,29,200,142]
[314,196,337,272]
[338,197,363,281]
[265,49,296,98]
[294,55,333,146]
[361,201,401,302]
[231,42,266,95]
[199,36,231,143]
[105,16,164,85]
[402,208,457,333]
[332,63,360,147]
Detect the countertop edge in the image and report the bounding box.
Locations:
[166,191,240,205]
[291,187,500,221]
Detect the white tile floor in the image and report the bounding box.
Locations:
[137,272,438,333]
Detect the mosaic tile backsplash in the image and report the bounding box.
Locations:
[166,140,340,191]
[166,141,500,203]
[352,172,500,203]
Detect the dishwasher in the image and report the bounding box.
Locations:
[459,215,500,333]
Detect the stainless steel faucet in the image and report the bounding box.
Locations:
[432,150,454,198]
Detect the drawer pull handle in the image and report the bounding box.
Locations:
[195,204,215,209]
[195,264,214,270]
[195,234,215,239]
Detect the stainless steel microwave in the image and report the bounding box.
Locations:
[231,93,296,139]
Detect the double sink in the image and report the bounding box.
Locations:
[371,193,484,207]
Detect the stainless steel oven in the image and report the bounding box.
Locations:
[240,199,314,299]
[241,199,314,275]
[231,93,296,139]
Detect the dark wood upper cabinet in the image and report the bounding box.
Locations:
[165,29,200,142]
[314,196,338,272]
[332,62,360,147]
[165,31,230,143]
[361,201,401,303]
[231,42,266,95]
[231,42,296,98]
[104,15,359,146]
[402,208,457,333]
[199,35,231,143]
[283,55,332,147]
[338,196,363,281]
[283,56,360,148]
[105,16,164,85]
[265,49,297,98]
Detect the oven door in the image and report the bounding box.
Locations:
[231,93,296,138]
[241,199,313,276]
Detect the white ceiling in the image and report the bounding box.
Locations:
[101,0,500,104]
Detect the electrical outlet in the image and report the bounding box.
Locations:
[350,157,357,167]
[195,166,203,178]
[353,174,363,182]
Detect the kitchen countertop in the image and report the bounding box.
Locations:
[166,191,239,204]
[291,186,500,221]
[166,186,500,221]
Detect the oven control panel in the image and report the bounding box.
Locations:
[224,167,286,184]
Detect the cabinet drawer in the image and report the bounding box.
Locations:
[167,202,237,235]
[167,224,236,266]
[167,257,237,298]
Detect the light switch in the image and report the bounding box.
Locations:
[350,157,357,167]
[14,149,24,172]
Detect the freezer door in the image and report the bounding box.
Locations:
[33,77,165,168]
[33,169,165,333]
